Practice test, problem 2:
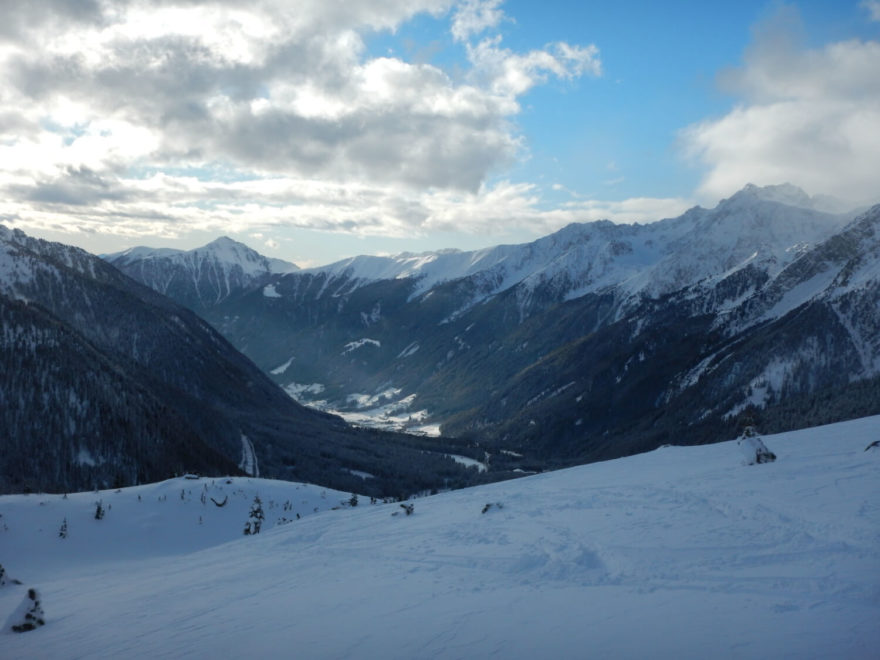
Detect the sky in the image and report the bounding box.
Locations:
[0,1,878,267]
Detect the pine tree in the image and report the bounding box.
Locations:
[10,588,46,633]
[94,501,105,520]
[59,518,68,539]
[737,425,776,465]
[244,495,264,535]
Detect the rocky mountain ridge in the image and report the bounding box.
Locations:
[104,184,880,470]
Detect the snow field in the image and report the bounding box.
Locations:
[2,416,879,659]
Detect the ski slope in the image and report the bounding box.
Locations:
[2,417,879,659]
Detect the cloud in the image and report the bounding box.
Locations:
[451,0,505,42]
[682,6,880,205]
[419,182,692,235]
[862,1,880,22]
[467,36,601,98]
[0,0,606,243]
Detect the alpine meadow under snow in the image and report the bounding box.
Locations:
[2,417,878,659]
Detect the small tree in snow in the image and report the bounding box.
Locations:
[349,493,358,507]
[9,588,46,633]
[58,518,68,539]
[737,426,776,465]
[244,495,264,535]
[94,501,105,520]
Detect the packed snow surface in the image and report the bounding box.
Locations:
[2,417,878,659]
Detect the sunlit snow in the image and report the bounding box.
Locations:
[2,416,878,658]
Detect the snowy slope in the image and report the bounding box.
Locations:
[2,416,878,659]
[0,477,358,570]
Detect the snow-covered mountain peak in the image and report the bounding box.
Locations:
[0,224,23,243]
[105,237,299,309]
[196,236,298,272]
[204,235,239,248]
[735,182,814,208]
[721,182,854,215]
[107,238,298,275]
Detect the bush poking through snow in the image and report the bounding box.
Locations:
[400,503,414,516]
[737,426,776,465]
[59,518,68,539]
[9,588,45,633]
[865,440,880,452]
[94,501,105,520]
[244,495,264,535]
[481,502,503,514]
[0,564,22,587]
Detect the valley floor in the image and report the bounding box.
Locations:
[2,417,879,659]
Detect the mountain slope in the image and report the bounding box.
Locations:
[441,203,880,459]
[0,227,484,496]
[1,416,877,658]
[113,184,879,471]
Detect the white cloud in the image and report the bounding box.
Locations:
[420,182,692,235]
[451,0,506,42]
[683,7,880,205]
[0,0,606,245]
[468,36,601,98]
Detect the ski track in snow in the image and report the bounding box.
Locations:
[1,416,879,659]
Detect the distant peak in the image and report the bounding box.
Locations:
[203,236,245,249]
[739,183,812,206]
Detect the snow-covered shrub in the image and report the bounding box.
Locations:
[94,501,105,520]
[8,588,45,633]
[59,518,68,539]
[244,495,264,535]
[737,426,776,465]
[0,564,22,587]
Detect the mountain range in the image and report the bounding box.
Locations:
[0,227,484,495]
[107,183,880,472]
